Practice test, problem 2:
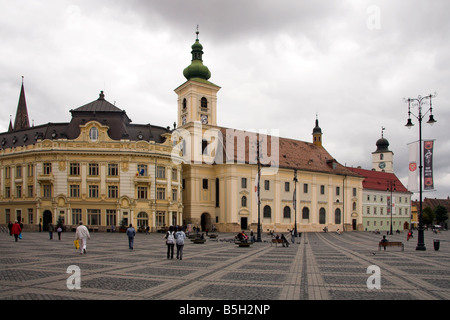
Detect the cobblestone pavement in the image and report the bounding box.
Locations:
[1,229,449,300]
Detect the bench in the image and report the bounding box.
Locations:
[208,234,218,238]
[271,239,285,247]
[235,241,252,247]
[378,241,404,251]
[191,239,206,244]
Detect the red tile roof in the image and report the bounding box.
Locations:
[216,127,362,177]
[346,167,409,193]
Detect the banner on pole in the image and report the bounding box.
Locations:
[407,141,418,192]
[423,140,434,190]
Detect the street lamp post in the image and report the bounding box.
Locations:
[404,93,437,251]
[387,180,396,235]
[256,138,262,242]
[293,169,298,237]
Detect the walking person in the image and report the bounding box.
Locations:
[8,221,13,236]
[165,226,175,259]
[11,220,21,242]
[75,222,90,255]
[48,222,54,240]
[126,224,136,250]
[57,225,63,240]
[175,226,186,260]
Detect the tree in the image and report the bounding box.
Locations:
[435,205,449,226]
[422,207,435,227]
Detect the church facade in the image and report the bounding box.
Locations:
[1,32,366,233]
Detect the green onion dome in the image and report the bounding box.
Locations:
[183,32,211,81]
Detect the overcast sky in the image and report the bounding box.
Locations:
[1,0,449,201]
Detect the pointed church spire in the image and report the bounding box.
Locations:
[8,115,13,132]
[13,77,30,131]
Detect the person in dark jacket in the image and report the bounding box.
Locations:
[126,224,136,250]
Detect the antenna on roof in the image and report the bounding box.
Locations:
[381,126,385,138]
[196,24,199,40]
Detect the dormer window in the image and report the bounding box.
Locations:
[89,127,98,142]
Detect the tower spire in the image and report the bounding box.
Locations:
[13,76,30,131]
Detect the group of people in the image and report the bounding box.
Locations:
[124,224,187,260]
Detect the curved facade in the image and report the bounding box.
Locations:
[0,90,183,232]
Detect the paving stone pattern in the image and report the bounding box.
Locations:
[0,230,449,300]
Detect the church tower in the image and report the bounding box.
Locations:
[372,127,394,173]
[312,115,323,147]
[175,29,220,127]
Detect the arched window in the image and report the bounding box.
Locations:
[319,208,326,224]
[283,206,291,219]
[201,97,208,110]
[182,98,187,110]
[89,127,98,142]
[241,196,247,207]
[302,207,310,219]
[335,208,341,224]
[263,205,271,218]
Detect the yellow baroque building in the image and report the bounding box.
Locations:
[173,32,364,233]
[1,31,365,233]
[0,86,183,232]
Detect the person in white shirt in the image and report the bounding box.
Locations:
[76,222,90,255]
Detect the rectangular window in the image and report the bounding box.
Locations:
[157,166,166,179]
[27,164,34,177]
[241,178,247,189]
[43,184,52,198]
[88,185,99,198]
[72,209,82,225]
[106,209,117,226]
[172,168,177,181]
[108,185,119,198]
[16,165,22,178]
[336,186,340,196]
[27,185,33,198]
[70,163,80,176]
[264,180,270,191]
[137,164,147,176]
[16,185,22,198]
[70,184,80,198]
[5,187,11,198]
[28,208,34,224]
[285,182,290,192]
[87,209,101,225]
[320,185,325,195]
[353,188,357,197]
[5,166,11,179]
[172,189,178,202]
[203,179,208,189]
[137,186,148,199]
[89,163,99,176]
[157,187,166,200]
[108,163,119,176]
[43,163,52,175]
[156,211,165,227]
[303,183,308,193]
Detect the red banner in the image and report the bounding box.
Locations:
[423,140,434,190]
